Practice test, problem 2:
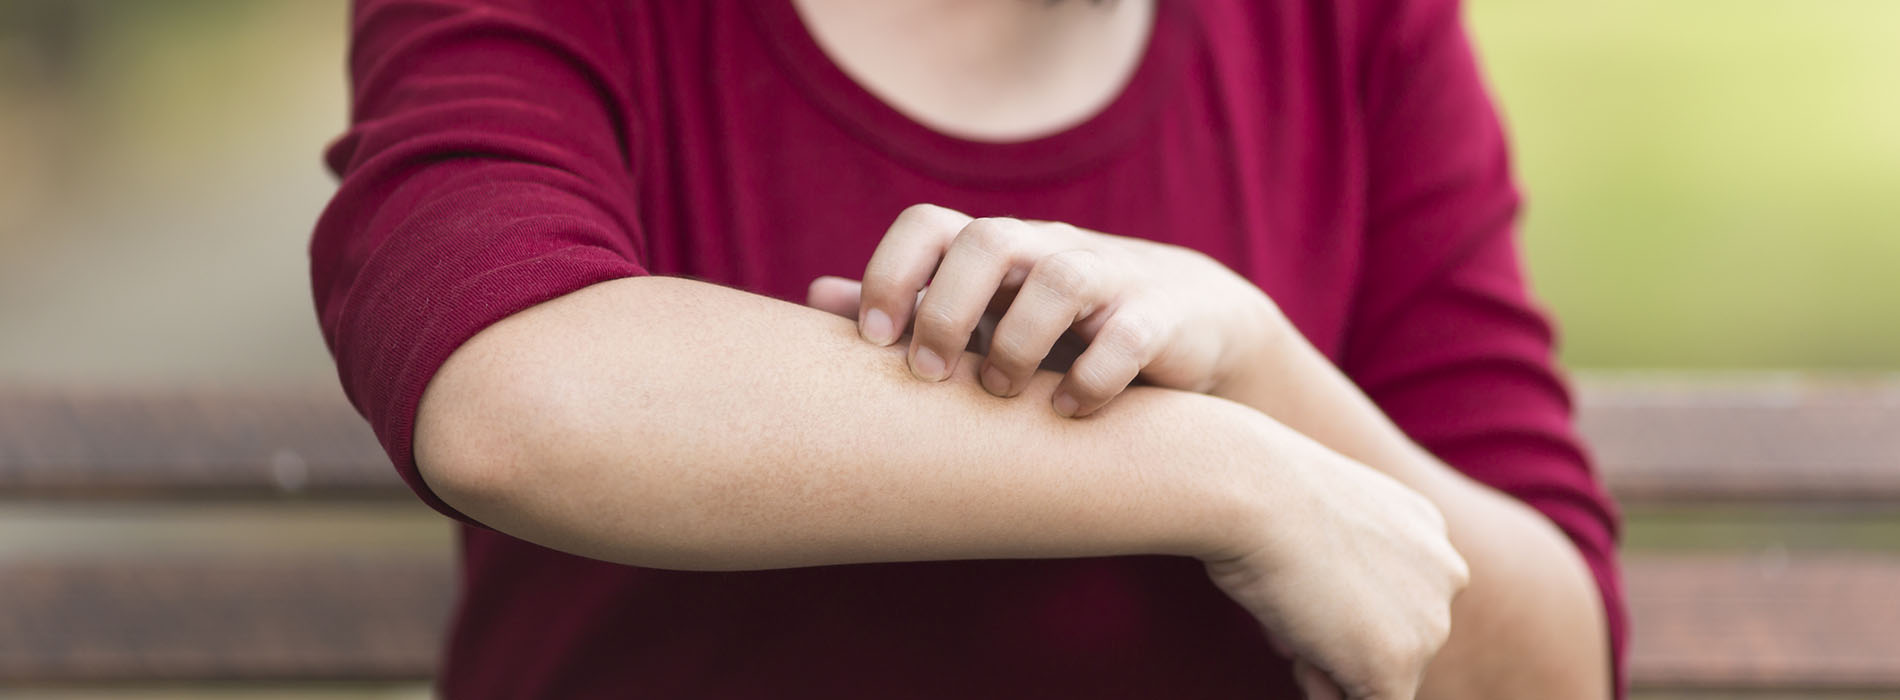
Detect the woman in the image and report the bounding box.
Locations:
[312,1,1623,697]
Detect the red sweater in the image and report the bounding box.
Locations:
[312,1,1626,697]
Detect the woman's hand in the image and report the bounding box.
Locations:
[808,203,1469,697]
[1206,436,1471,700]
[818,203,1284,417]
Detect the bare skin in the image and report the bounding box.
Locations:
[792,0,1153,141]
[811,204,1611,699]
[791,0,1613,694]
[415,1,1608,698]
[416,276,1468,700]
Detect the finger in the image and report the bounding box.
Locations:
[805,276,862,319]
[908,217,1044,382]
[1292,660,1346,700]
[1052,309,1163,417]
[813,277,938,342]
[859,203,972,346]
[981,249,1111,397]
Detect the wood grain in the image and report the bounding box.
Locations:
[1626,552,1900,689]
[0,555,453,682]
[0,387,397,499]
[1579,376,1900,504]
[7,552,1896,687]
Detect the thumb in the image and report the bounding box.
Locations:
[805,276,862,319]
[1292,659,1346,700]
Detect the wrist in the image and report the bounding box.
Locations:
[1168,400,1305,564]
[1209,290,1292,401]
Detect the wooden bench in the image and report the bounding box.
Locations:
[2,378,1897,695]
[0,387,446,688]
[1580,375,1900,692]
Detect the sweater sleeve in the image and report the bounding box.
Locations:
[1344,0,1628,694]
[309,0,648,524]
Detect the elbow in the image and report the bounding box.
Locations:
[403,280,708,563]
[413,364,538,520]
[1425,508,1612,699]
[412,323,587,521]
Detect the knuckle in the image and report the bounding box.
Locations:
[1428,610,1454,648]
[1426,503,1451,538]
[898,202,943,221]
[1049,221,1086,238]
[1402,489,1446,531]
[858,280,913,313]
[913,302,968,336]
[1101,313,1159,354]
[1444,544,1474,582]
[1067,361,1123,401]
[1447,550,1472,589]
[1032,250,1097,299]
[957,217,1022,257]
[1065,382,1111,407]
[859,266,902,294]
[1372,630,1411,664]
[1034,220,1087,243]
[898,202,962,228]
[1375,620,1428,665]
[985,332,1036,371]
[1377,633,1429,677]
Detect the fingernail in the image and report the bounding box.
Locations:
[980,365,1010,395]
[1053,393,1079,417]
[862,308,895,345]
[911,346,948,381]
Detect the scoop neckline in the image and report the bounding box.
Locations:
[745,0,1182,188]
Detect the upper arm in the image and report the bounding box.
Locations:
[310,0,650,524]
[1343,0,1627,691]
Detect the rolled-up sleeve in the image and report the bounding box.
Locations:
[1345,0,1628,693]
[309,0,647,523]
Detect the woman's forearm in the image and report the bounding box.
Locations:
[415,276,1279,571]
[415,275,1474,695]
[1216,320,1612,699]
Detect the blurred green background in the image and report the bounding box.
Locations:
[0,0,1894,382]
[1472,0,1900,369]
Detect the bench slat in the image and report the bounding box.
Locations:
[1626,552,1900,689]
[1578,377,1900,504]
[5,552,1896,688]
[0,388,399,499]
[0,556,452,682]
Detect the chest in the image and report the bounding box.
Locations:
[787,0,1155,143]
[622,2,1366,358]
